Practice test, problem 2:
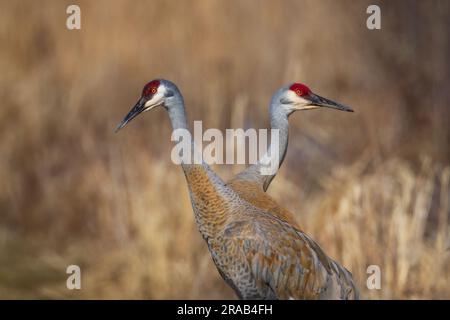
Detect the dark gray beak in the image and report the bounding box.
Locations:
[115,97,146,133]
[309,93,354,112]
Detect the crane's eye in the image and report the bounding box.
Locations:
[295,89,303,96]
[142,80,161,97]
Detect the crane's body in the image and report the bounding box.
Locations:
[116,79,358,299]
[185,163,358,299]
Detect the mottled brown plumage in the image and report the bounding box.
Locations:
[227,178,299,228]
[186,164,358,299]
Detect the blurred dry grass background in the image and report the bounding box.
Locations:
[0,0,449,299]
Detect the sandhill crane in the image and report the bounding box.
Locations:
[228,83,353,227]
[116,79,359,299]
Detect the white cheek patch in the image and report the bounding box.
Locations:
[157,85,167,97]
[285,90,313,109]
[285,90,298,101]
[286,90,310,105]
[144,91,164,108]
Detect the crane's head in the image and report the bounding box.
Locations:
[274,83,353,115]
[115,79,181,132]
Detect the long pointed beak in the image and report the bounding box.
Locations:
[309,93,354,112]
[115,98,147,133]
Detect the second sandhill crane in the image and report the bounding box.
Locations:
[116,79,359,299]
[228,83,353,227]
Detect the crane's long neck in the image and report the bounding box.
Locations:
[262,110,289,189]
[167,99,236,240]
[167,100,188,131]
[233,101,289,192]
